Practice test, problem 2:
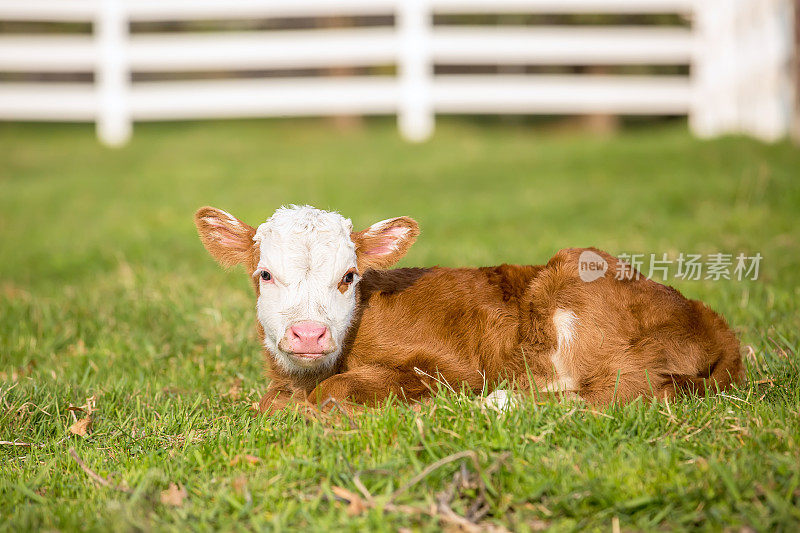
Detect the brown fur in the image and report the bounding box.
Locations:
[194,209,745,413]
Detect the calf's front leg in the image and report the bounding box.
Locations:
[309,365,433,406]
[259,382,307,414]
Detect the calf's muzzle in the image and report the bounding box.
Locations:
[278,320,335,358]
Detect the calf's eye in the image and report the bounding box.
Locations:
[337,269,357,293]
[260,270,272,282]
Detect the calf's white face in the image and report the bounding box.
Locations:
[253,206,358,373]
[194,205,419,375]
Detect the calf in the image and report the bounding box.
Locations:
[194,205,744,412]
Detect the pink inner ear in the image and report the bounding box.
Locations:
[363,240,394,256]
[203,217,226,228]
[383,226,408,238]
[364,228,406,256]
[210,230,241,248]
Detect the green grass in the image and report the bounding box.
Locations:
[1,118,799,532]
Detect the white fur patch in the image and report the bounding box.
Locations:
[252,205,357,374]
[546,309,578,393]
[482,389,516,412]
[364,218,396,235]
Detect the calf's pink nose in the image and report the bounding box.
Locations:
[287,321,331,354]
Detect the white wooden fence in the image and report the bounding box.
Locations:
[0,0,794,146]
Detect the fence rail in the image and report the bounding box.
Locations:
[0,0,794,145]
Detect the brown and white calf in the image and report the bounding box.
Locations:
[194,205,744,413]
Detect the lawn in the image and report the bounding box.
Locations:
[1,118,799,532]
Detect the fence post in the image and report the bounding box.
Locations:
[690,0,739,138]
[397,0,433,142]
[794,0,800,145]
[96,0,130,146]
[747,0,793,141]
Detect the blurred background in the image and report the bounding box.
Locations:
[0,0,797,145]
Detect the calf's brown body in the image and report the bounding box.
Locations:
[261,248,744,411]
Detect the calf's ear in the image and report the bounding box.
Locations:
[352,216,419,271]
[194,206,256,268]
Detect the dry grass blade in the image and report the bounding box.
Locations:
[716,393,751,405]
[745,345,762,375]
[389,450,478,503]
[413,367,457,394]
[319,397,361,429]
[352,472,374,503]
[1,440,44,447]
[436,502,482,533]
[69,447,131,493]
[580,408,615,419]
